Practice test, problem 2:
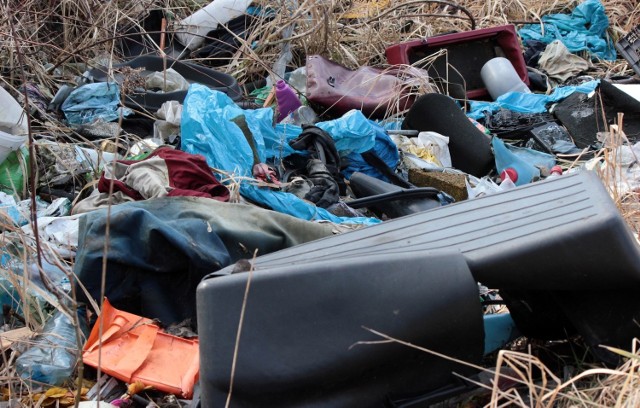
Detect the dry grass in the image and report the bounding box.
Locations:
[0,0,640,406]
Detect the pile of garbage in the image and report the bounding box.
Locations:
[1,0,640,406]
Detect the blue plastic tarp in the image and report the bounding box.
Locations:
[468,80,600,119]
[61,82,132,125]
[519,0,616,61]
[181,84,379,225]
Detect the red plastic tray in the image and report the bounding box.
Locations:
[385,25,529,100]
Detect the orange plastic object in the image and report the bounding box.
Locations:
[82,299,199,398]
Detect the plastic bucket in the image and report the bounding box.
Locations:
[0,130,26,165]
[481,57,531,100]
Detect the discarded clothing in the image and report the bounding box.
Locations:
[74,197,336,324]
[538,40,590,84]
[61,82,132,125]
[468,80,600,119]
[518,0,616,61]
[95,147,230,201]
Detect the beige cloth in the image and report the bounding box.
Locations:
[539,40,590,84]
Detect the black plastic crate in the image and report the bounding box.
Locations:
[616,25,640,77]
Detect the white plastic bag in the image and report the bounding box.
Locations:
[146,69,190,93]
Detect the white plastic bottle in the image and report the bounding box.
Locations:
[481,57,531,100]
[176,0,253,50]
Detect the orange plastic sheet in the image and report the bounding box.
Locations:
[82,299,199,398]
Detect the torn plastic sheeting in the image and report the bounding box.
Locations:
[270,123,301,159]
[467,80,599,119]
[270,110,380,162]
[61,82,132,125]
[518,0,616,61]
[342,122,399,181]
[181,84,268,176]
[181,84,380,225]
[316,110,377,155]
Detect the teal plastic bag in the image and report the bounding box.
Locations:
[519,0,616,60]
[468,80,599,119]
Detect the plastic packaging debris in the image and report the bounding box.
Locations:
[83,299,199,398]
[492,137,556,186]
[280,105,318,126]
[287,66,307,95]
[0,193,66,227]
[613,84,640,104]
[391,131,452,168]
[61,83,132,125]
[145,68,190,93]
[467,80,600,119]
[16,308,88,386]
[176,0,253,50]
[481,57,531,100]
[519,0,616,61]
[274,80,302,122]
[0,86,27,135]
[22,214,81,258]
[0,131,27,166]
[75,146,117,171]
[466,175,516,199]
[154,101,182,143]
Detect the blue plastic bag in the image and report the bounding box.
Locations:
[343,121,399,181]
[519,0,616,60]
[181,84,379,225]
[61,82,132,125]
[270,109,379,161]
[181,87,270,175]
[468,80,599,119]
[316,110,377,155]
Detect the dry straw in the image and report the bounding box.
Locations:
[0,0,640,406]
